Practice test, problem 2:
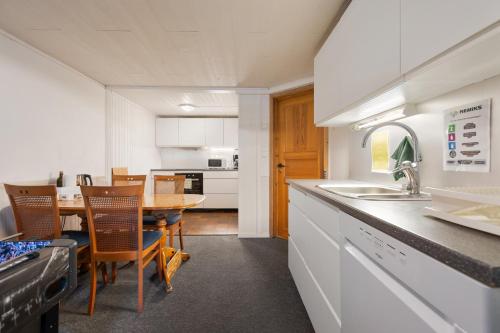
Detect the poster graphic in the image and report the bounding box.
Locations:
[443,99,491,172]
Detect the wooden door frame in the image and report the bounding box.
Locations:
[269,85,329,237]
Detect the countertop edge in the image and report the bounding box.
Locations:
[151,169,239,172]
[288,181,500,288]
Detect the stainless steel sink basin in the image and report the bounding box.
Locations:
[316,184,431,201]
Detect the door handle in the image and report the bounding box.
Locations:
[277,163,286,169]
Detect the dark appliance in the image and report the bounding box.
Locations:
[0,239,77,333]
[75,174,93,186]
[233,153,238,170]
[174,172,203,194]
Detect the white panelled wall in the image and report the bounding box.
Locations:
[0,30,106,237]
[238,93,270,238]
[105,90,162,193]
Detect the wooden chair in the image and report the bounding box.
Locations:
[111,167,128,177]
[111,174,146,187]
[143,175,186,250]
[81,185,165,315]
[4,184,90,270]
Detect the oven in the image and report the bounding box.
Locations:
[174,172,203,194]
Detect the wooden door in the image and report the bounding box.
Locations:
[272,89,327,239]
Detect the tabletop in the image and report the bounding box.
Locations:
[58,194,205,213]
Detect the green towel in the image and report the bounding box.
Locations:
[391,136,414,181]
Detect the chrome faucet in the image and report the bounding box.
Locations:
[361,121,422,195]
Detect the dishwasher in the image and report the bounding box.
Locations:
[340,213,500,333]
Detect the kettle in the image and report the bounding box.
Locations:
[76,174,93,186]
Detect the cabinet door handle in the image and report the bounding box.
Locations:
[277,163,286,169]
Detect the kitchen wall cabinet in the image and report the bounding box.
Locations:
[401,0,500,73]
[315,0,500,126]
[156,117,238,147]
[223,118,238,148]
[179,118,205,146]
[156,118,179,146]
[288,187,341,333]
[314,0,401,124]
[204,118,224,146]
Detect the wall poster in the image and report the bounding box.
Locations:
[443,99,491,172]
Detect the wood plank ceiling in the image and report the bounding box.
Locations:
[0,0,343,88]
[113,88,239,115]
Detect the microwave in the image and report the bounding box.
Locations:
[208,159,226,168]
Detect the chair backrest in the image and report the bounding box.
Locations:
[4,184,61,240]
[111,167,128,176]
[112,174,147,188]
[81,185,144,259]
[153,175,185,194]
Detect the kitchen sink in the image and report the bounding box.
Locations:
[316,184,431,201]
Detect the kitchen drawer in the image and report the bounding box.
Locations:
[289,203,341,318]
[203,171,238,179]
[289,237,341,333]
[204,194,238,209]
[289,187,340,242]
[204,178,238,194]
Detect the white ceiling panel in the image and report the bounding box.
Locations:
[113,88,239,116]
[0,0,343,87]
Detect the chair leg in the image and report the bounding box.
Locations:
[101,263,108,286]
[111,262,117,283]
[178,220,184,251]
[88,261,97,316]
[137,262,143,313]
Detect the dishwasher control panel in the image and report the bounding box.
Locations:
[341,212,417,286]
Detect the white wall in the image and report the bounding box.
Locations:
[238,93,270,238]
[0,32,106,184]
[105,90,161,193]
[0,31,106,237]
[329,74,500,188]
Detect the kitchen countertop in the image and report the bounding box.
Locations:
[289,179,500,287]
[151,168,238,172]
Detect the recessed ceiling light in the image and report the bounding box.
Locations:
[178,103,196,112]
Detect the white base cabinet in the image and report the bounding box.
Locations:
[150,170,238,209]
[289,184,500,333]
[288,187,341,333]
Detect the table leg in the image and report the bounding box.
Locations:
[79,214,88,232]
[162,247,182,293]
[181,252,191,261]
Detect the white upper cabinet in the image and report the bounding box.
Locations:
[314,0,401,124]
[156,118,179,146]
[156,117,238,147]
[401,0,500,73]
[204,118,224,146]
[223,118,238,148]
[179,118,205,146]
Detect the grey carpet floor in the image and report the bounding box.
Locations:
[60,236,314,333]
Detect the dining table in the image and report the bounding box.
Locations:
[58,193,205,288]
